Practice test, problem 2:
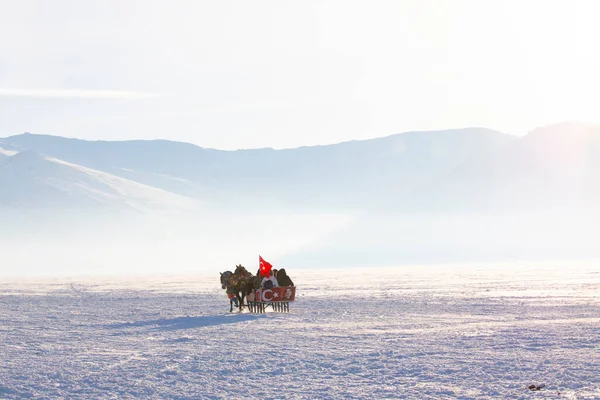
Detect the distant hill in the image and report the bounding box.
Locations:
[3,122,600,269]
[4,122,600,215]
[1,127,516,211]
[0,148,200,213]
[405,121,600,212]
[283,122,600,267]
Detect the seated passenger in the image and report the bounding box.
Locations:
[276,268,294,286]
[261,271,279,289]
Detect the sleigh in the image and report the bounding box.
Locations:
[246,286,296,313]
[220,262,296,313]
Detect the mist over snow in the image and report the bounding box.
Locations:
[0,210,354,277]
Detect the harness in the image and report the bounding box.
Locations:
[222,267,256,300]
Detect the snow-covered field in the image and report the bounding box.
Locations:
[1,262,599,399]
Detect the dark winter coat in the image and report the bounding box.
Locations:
[277,268,294,286]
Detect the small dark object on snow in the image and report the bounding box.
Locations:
[528,384,545,391]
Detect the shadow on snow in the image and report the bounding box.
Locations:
[107,313,264,332]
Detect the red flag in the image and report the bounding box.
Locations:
[259,255,272,277]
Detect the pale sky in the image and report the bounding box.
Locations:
[1,0,599,150]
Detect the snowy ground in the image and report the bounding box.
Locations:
[1,262,599,399]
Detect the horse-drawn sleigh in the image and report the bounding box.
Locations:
[219,263,296,313]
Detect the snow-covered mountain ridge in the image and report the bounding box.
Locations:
[0,148,200,213]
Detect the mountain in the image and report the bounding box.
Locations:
[0,148,200,213]
[3,122,600,269]
[407,121,600,212]
[4,122,600,215]
[282,122,600,267]
[2,127,516,210]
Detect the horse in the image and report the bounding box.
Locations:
[234,264,259,286]
[220,270,239,312]
[220,265,260,312]
[233,264,261,311]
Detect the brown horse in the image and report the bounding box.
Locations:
[219,265,259,312]
[220,271,240,312]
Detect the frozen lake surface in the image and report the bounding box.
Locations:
[1,263,599,399]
